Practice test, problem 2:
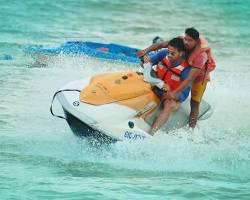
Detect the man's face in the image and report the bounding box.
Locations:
[184,34,197,50]
[167,45,183,63]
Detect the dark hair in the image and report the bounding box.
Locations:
[185,27,199,40]
[168,37,186,52]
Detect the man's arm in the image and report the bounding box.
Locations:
[167,67,201,100]
[176,67,201,93]
[137,41,169,58]
[173,52,208,95]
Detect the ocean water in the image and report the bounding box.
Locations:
[1,0,250,199]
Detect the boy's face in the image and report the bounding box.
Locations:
[184,34,197,50]
[167,45,183,63]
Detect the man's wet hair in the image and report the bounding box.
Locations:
[168,37,186,52]
[185,27,199,40]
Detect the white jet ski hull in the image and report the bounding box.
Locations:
[53,73,212,143]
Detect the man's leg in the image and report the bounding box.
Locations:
[150,99,179,135]
[189,99,200,128]
[189,80,208,128]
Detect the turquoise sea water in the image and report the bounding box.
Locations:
[1,0,250,199]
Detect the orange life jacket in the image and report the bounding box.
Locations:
[156,57,189,91]
[188,37,216,72]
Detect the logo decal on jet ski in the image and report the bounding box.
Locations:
[73,101,80,106]
[124,131,146,140]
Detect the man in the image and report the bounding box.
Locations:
[138,27,216,128]
[143,38,191,135]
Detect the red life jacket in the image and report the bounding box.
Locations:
[156,57,189,91]
[188,37,216,72]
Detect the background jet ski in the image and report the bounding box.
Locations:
[26,41,141,65]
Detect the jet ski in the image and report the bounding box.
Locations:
[26,41,141,64]
[50,71,212,143]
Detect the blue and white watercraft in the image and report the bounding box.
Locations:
[27,41,141,64]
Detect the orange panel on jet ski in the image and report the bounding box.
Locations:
[80,71,157,106]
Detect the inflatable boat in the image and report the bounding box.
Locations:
[27,41,141,64]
